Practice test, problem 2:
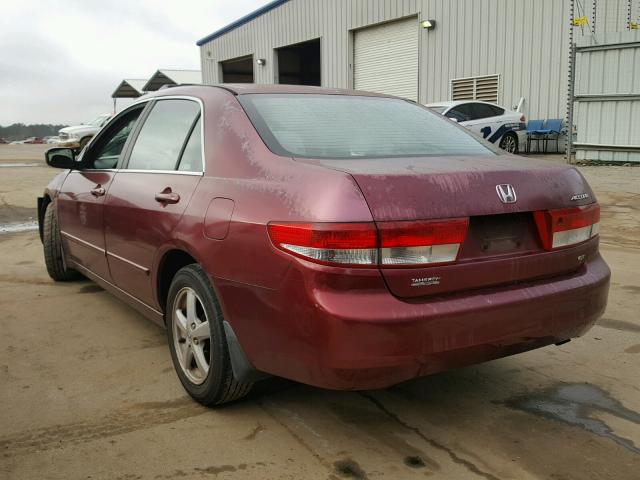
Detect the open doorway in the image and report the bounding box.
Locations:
[276,38,321,86]
[220,55,254,83]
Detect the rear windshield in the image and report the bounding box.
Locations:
[239,94,493,159]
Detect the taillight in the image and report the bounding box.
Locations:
[267,218,469,267]
[267,222,378,266]
[378,219,469,266]
[519,114,526,123]
[533,204,600,250]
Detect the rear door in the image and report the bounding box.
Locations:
[104,98,203,309]
[56,106,144,280]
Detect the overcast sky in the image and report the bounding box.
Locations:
[0,0,265,126]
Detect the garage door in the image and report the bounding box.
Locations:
[353,17,419,101]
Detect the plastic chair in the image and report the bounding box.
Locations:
[535,119,563,153]
[525,119,544,153]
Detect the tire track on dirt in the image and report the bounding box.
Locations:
[0,397,208,457]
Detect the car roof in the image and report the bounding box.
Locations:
[426,100,507,109]
[144,83,395,98]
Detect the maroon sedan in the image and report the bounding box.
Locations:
[39,85,609,405]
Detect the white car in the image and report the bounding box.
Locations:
[426,100,526,153]
[58,114,113,151]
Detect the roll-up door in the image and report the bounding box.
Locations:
[353,17,419,101]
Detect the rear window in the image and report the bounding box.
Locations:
[239,94,493,159]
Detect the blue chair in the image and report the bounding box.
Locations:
[535,119,563,153]
[525,119,544,153]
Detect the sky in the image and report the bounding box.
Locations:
[0,0,265,126]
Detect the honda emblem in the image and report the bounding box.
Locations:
[496,184,517,204]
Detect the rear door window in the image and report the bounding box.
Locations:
[472,103,500,119]
[446,104,474,122]
[126,99,200,171]
[177,117,203,172]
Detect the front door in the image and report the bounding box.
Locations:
[104,98,203,308]
[57,106,144,280]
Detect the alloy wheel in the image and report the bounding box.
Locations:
[501,135,517,153]
[172,287,211,385]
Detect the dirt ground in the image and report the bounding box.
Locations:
[1,144,639,480]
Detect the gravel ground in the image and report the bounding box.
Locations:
[1,144,638,480]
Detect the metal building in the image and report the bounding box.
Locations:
[197,0,575,122]
[196,0,639,160]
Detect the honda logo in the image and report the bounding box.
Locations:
[496,184,517,204]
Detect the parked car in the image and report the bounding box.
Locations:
[58,113,113,151]
[0,138,7,144]
[427,100,526,153]
[24,137,44,144]
[39,85,609,406]
[43,136,61,144]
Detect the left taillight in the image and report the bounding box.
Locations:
[267,222,378,266]
[267,218,469,267]
[533,203,600,250]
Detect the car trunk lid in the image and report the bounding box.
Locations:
[297,155,599,298]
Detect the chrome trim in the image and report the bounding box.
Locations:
[60,231,106,254]
[106,251,150,275]
[116,169,203,176]
[128,95,206,175]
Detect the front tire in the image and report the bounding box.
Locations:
[166,264,252,406]
[43,202,80,281]
[499,132,519,154]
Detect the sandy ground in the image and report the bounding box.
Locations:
[0,144,639,479]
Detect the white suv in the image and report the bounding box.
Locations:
[426,101,526,154]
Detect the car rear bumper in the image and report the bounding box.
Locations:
[218,254,610,390]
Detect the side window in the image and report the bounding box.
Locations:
[490,105,505,116]
[127,99,200,171]
[471,103,499,120]
[86,108,142,170]
[177,117,203,172]
[447,104,473,122]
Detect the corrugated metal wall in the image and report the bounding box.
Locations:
[574,30,640,162]
[199,0,572,121]
[569,0,640,162]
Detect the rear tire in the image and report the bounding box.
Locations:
[499,132,519,154]
[43,203,80,281]
[166,264,252,406]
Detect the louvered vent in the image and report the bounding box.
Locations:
[451,75,500,103]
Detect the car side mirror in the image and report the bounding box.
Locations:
[45,147,81,169]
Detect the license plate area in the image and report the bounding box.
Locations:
[460,213,541,258]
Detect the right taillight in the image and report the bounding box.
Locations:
[533,203,600,250]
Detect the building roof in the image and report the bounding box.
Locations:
[112,79,148,98]
[196,0,289,46]
[142,69,202,92]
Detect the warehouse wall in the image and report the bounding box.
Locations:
[199,0,572,121]
[574,30,640,162]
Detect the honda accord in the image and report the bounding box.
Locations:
[39,85,610,405]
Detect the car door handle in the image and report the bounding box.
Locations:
[155,190,180,204]
[91,186,106,197]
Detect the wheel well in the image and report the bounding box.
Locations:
[157,249,198,316]
[38,195,52,242]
